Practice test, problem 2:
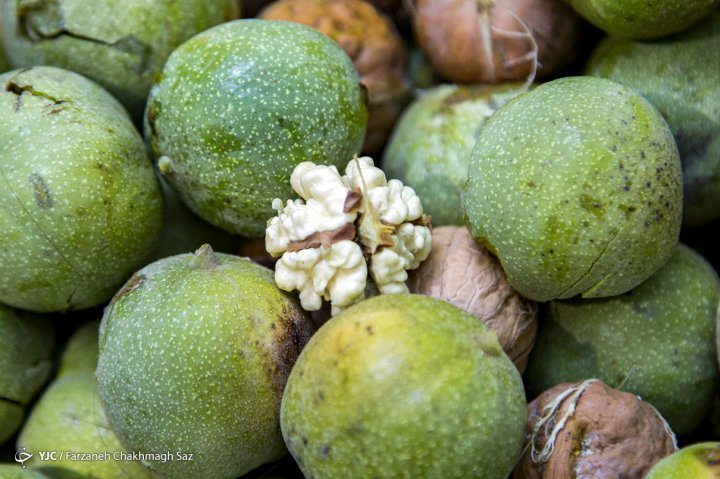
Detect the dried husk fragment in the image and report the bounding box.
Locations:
[407,226,537,372]
[513,380,677,479]
[260,0,410,155]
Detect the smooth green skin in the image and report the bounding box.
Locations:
[148,175,238,262]
[382,83,525,226]
[17,373,154,479]
[463,76,682,302]
[57,321,99,377]
[0,303,54,446]
[96,246,314,479]
[145,19,368,237]
[0,66,164,313]
[281,294,527,479]
[0,465,49,479]
[586,13,720,227]
[526,244,720,436]
[564,0,717,39]
[646,442,720,479]
[1,0,237,119]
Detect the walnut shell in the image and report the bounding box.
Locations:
[413,0,582,84]
[259,0,410,155]
[513,380,677,479]
[407,225,537,372]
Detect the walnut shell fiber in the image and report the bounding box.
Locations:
[407,226,537,372]
[514,381,677,479]
[259,0,409,154]
[413,0,582,84]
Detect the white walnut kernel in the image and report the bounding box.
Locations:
[266,156,431,314]
[407,225,536,372]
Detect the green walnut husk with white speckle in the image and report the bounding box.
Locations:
[148,175,239,262]
[96,245,315,479]
[0,303,54,447]
[1,0,239,119]
[564,0,717,39]
[145,19,368,237]
[281,293,527,479]
[463,76,683,302]
[17,321,153,479]
[645,442,720,479]
[0,66,163,313]
[526,243,720,436]
[382,82,525,226]
[586,12,720,227]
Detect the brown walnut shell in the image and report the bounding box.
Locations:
[260,0,410,155]
[513,380,677,479]
[407,225,537,372]
[413,0,582,84]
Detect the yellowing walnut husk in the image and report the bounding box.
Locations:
[259,0,409,155]
[407,226,537,372]
[513,380,677,479]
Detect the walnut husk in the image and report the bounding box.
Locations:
[407,226,537,372]
[259,0,410,155]
[513,380,677,479]
[413,0,582,84]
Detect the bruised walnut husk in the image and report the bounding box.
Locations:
[407,226,537,372]
[513,380,677,479]
[260,0,410,155]
[413,0,582,84]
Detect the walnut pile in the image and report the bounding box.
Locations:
[259,0,410,155]
[407,226,537,372]
[513,380,678,479]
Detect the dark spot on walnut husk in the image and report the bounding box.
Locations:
[267,304,314,395]
[28,173,53,209]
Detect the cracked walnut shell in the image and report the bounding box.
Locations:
[513,380,677,479]
[407,226,537,372]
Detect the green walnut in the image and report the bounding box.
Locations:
[147,175,239,263]
[526,244,720,435]
[0,466,48,479]
[564,0,717,39]
[96,245,314,479]
[1,0,239,119]
[0,303,54,447]
[646,442,720,479]
[145,19,368,237]
[281,294,527,479]
[18,322,152,479]
[586,13,720,227]
[463,76,682,302]
[57,321,99,377]
[382,83,525,226]
[0,66,163,313]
